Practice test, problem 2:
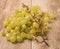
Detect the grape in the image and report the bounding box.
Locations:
[6,33,11,41]
[31,6,42,16]
[29,29,36,35]
[2,31,6,36]
[13,10,21,17]
[21,24,26,31]
[44,12,55,20]
[10,35,17,43]
[20,32,26,39]
[20,20,26,24]
[6,26,11,32]
[33,22,39,28]
[26,34,33,40]
[21,7,28,11]
[10,30,17,36]
[15,27,20,32]
[25,27,31,33]
[17,35,23,42]
[48,13,55,19]
[4,19,9,27]
[2,5,55,43]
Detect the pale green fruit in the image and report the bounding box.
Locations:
[20,32,26,38]
[17,35,23,42]
[10,35,17,43]
[6,33,11,41]
[2,31,6,36]
[26,34,33,40]
[33,22,39,28]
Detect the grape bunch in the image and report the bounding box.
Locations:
[2,5,55,43]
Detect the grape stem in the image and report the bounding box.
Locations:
[42,36,49,47]
[34,36,49,47]
[31,13,49,47]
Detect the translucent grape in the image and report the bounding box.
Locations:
[33,22,39,28]
[6,33,11,41]
[17,35,23,42]
[2,31,6,36]
[10,35,17,43]
[20,32,26,38]
[26,34,33,40]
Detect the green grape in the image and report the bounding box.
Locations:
[10,35,17,43]
[22,24,26,30]
[6,26,11,32]
[33,22,39,28]
[14,10,20,14]
[4,16,14,27]
[8,20,17,29]
[2,31,6,36]
[42,16,49,23]
[35,15,41,20]
[10,30,17,36]
[15,27,20,32]
[31,6,42,16]
[36,10,42,15]
[8,23,15,29]
[13,10,21,17]
[17,35,23,42]
[25,13,33,20]
[48,13,55,19]
[4,19,9,27]
[27,21,32,27]
[29,29,36,35]
[43,23,49,27]
[31,6,41,11]
[25,27,31,33]
[26,34,33,40]
[2,5,55,43]
[17,17,22,21]
[21,7,28,11]
[44,12,55,20]
[20,20,26,24]
[41,25,49,34]
[20,32,26,39]
[6,33,11,41]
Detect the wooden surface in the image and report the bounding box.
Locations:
[0,0,60,49]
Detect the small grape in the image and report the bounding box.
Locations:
[17,35,23,42]
[6,33,11,41]
[13,10,21,17]
[6,26,11,32]
[20,32,26,38]
[15,27,20,32]
[33,22,39,28]
[48,13,55,19]
[9,21,17,29]
[41,25,49,34]
[25,27,31,33]
[29,29,36,35]
[22,24,26,30]
[10,35,17,43]
[42,16,49,23]
[2,31,6,36]
[10,30,17,36]
[26,34,33,40]
[4,19,9,27]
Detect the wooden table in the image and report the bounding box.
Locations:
[0,0,60,49]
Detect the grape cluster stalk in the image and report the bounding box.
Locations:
[2,4,55,46]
